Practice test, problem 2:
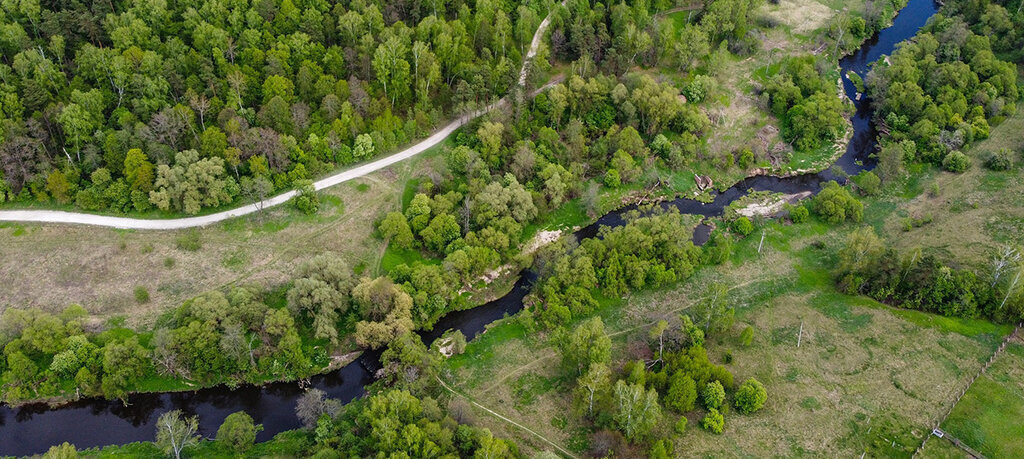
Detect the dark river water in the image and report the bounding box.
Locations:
[0,0,938,454]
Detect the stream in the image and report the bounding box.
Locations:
[0,0,938,454]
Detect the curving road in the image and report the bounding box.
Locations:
[0,2,565,231]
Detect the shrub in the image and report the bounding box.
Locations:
[787,204,809,223]
[133,286,150,304]
[731,217,754,236]
[164,257,176,268]
[683,75,713,103]
[854,171,880,195]
[740,326,754,346]
[292,180,320,214]
[674,417,688,434]
[604,169,621,188]
[737,148,755,169]
[942,151,970,173]
[734,378,767,414]
[812,181,863,224]
[217,411,263,451]
[701,408,724,434]
[702,381,725,409]
[175,230,203,251]
[984,148,1013,171]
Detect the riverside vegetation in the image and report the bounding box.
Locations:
[3,0,1024,457]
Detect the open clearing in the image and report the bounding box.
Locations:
[0,144,450,328]
[877,106,1024,270]
[440,217,1011,456]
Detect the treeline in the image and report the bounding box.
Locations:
[835,227,1024,322]
[0,252,465,403]
[37,388,518,457]
[867,12,1019,169]
[551,0,761,73]
[945,0,1024,62]
[0,0,549,213]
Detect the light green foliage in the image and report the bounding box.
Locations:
[558,317,611,376]
[854,171,881,196]
[156,410,200,459]
[812,181,863,224]
[740,325,755,347]
[379,212,415,249]
[732,217,754,236]
[149,150,236,215]
[701,408,725,434]
[292,180,320,215]
[614,379,662,441]
[735,378,768,414]
[217,411,263,452]
[702,380,726,410]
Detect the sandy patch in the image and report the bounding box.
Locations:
[764,0,836,35]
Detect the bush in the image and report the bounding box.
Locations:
[292,180,320,214]
[731,217,753,236]
[164,257,176,268]
[702,381,725,409]
[787,204,809,223]
[734,378,767,414]
[683,75,713,103]
[604,169,621,188]
[175,230,203,251]
[674,417,688,434]
[853,171,880,196]
[942,151,970,173]
[133,286,150,304]
[984,149,1013,171]
[740,326,754,346]
[701,408,724,434]
[812,181,863,224]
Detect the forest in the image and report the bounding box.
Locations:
[2,0,1024,457]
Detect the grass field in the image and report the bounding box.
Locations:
[876,106,1024,270]
[439,214,1012,457]
[938,337,1024,457]
[0,138,453,328]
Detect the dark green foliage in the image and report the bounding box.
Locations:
[984,149,1014,171]
[835,227,1023,322]
[0,0,547,214]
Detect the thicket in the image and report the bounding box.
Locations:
[835,227,1024,322]
[763,56,849,151]
[0,0,550,213]
[867,13,1019,166]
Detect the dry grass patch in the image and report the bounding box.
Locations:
[0,154,443,328]
[764,0,838,35]
[882,108,1024,269]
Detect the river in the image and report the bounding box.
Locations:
[0,0,938,454]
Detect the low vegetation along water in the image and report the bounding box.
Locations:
[0,0,939,454]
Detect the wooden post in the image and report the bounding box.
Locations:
[797,320,803,347]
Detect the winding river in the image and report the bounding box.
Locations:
[0,0,938,454]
